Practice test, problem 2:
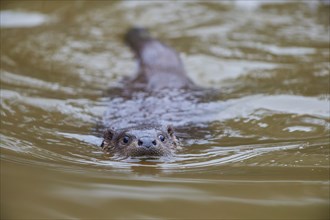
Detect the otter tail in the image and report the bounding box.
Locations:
[124,27,192,90]
[124,27,153,55]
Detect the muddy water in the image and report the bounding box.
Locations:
[1,1,329,219]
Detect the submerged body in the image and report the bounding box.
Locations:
[101,28,200,157]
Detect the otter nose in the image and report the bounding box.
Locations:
[138,138,157,148]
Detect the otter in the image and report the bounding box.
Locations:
[101,27,206,158]
[101,124,178,157]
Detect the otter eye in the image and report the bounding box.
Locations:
[158,134,165,142]
[122,136,130,144]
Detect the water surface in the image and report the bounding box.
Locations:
[1,1,329,219]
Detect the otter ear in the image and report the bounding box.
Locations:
[103,128,115,140]
[166,125,175,137]
[101,128,116,148]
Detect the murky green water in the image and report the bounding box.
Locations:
[1,1,329,219]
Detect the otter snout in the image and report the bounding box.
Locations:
[138,137,157,148]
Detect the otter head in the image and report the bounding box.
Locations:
[101,125,179,157]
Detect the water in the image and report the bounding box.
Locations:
[1,1,329,219]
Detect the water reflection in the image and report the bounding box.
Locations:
[0,10,50,28]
